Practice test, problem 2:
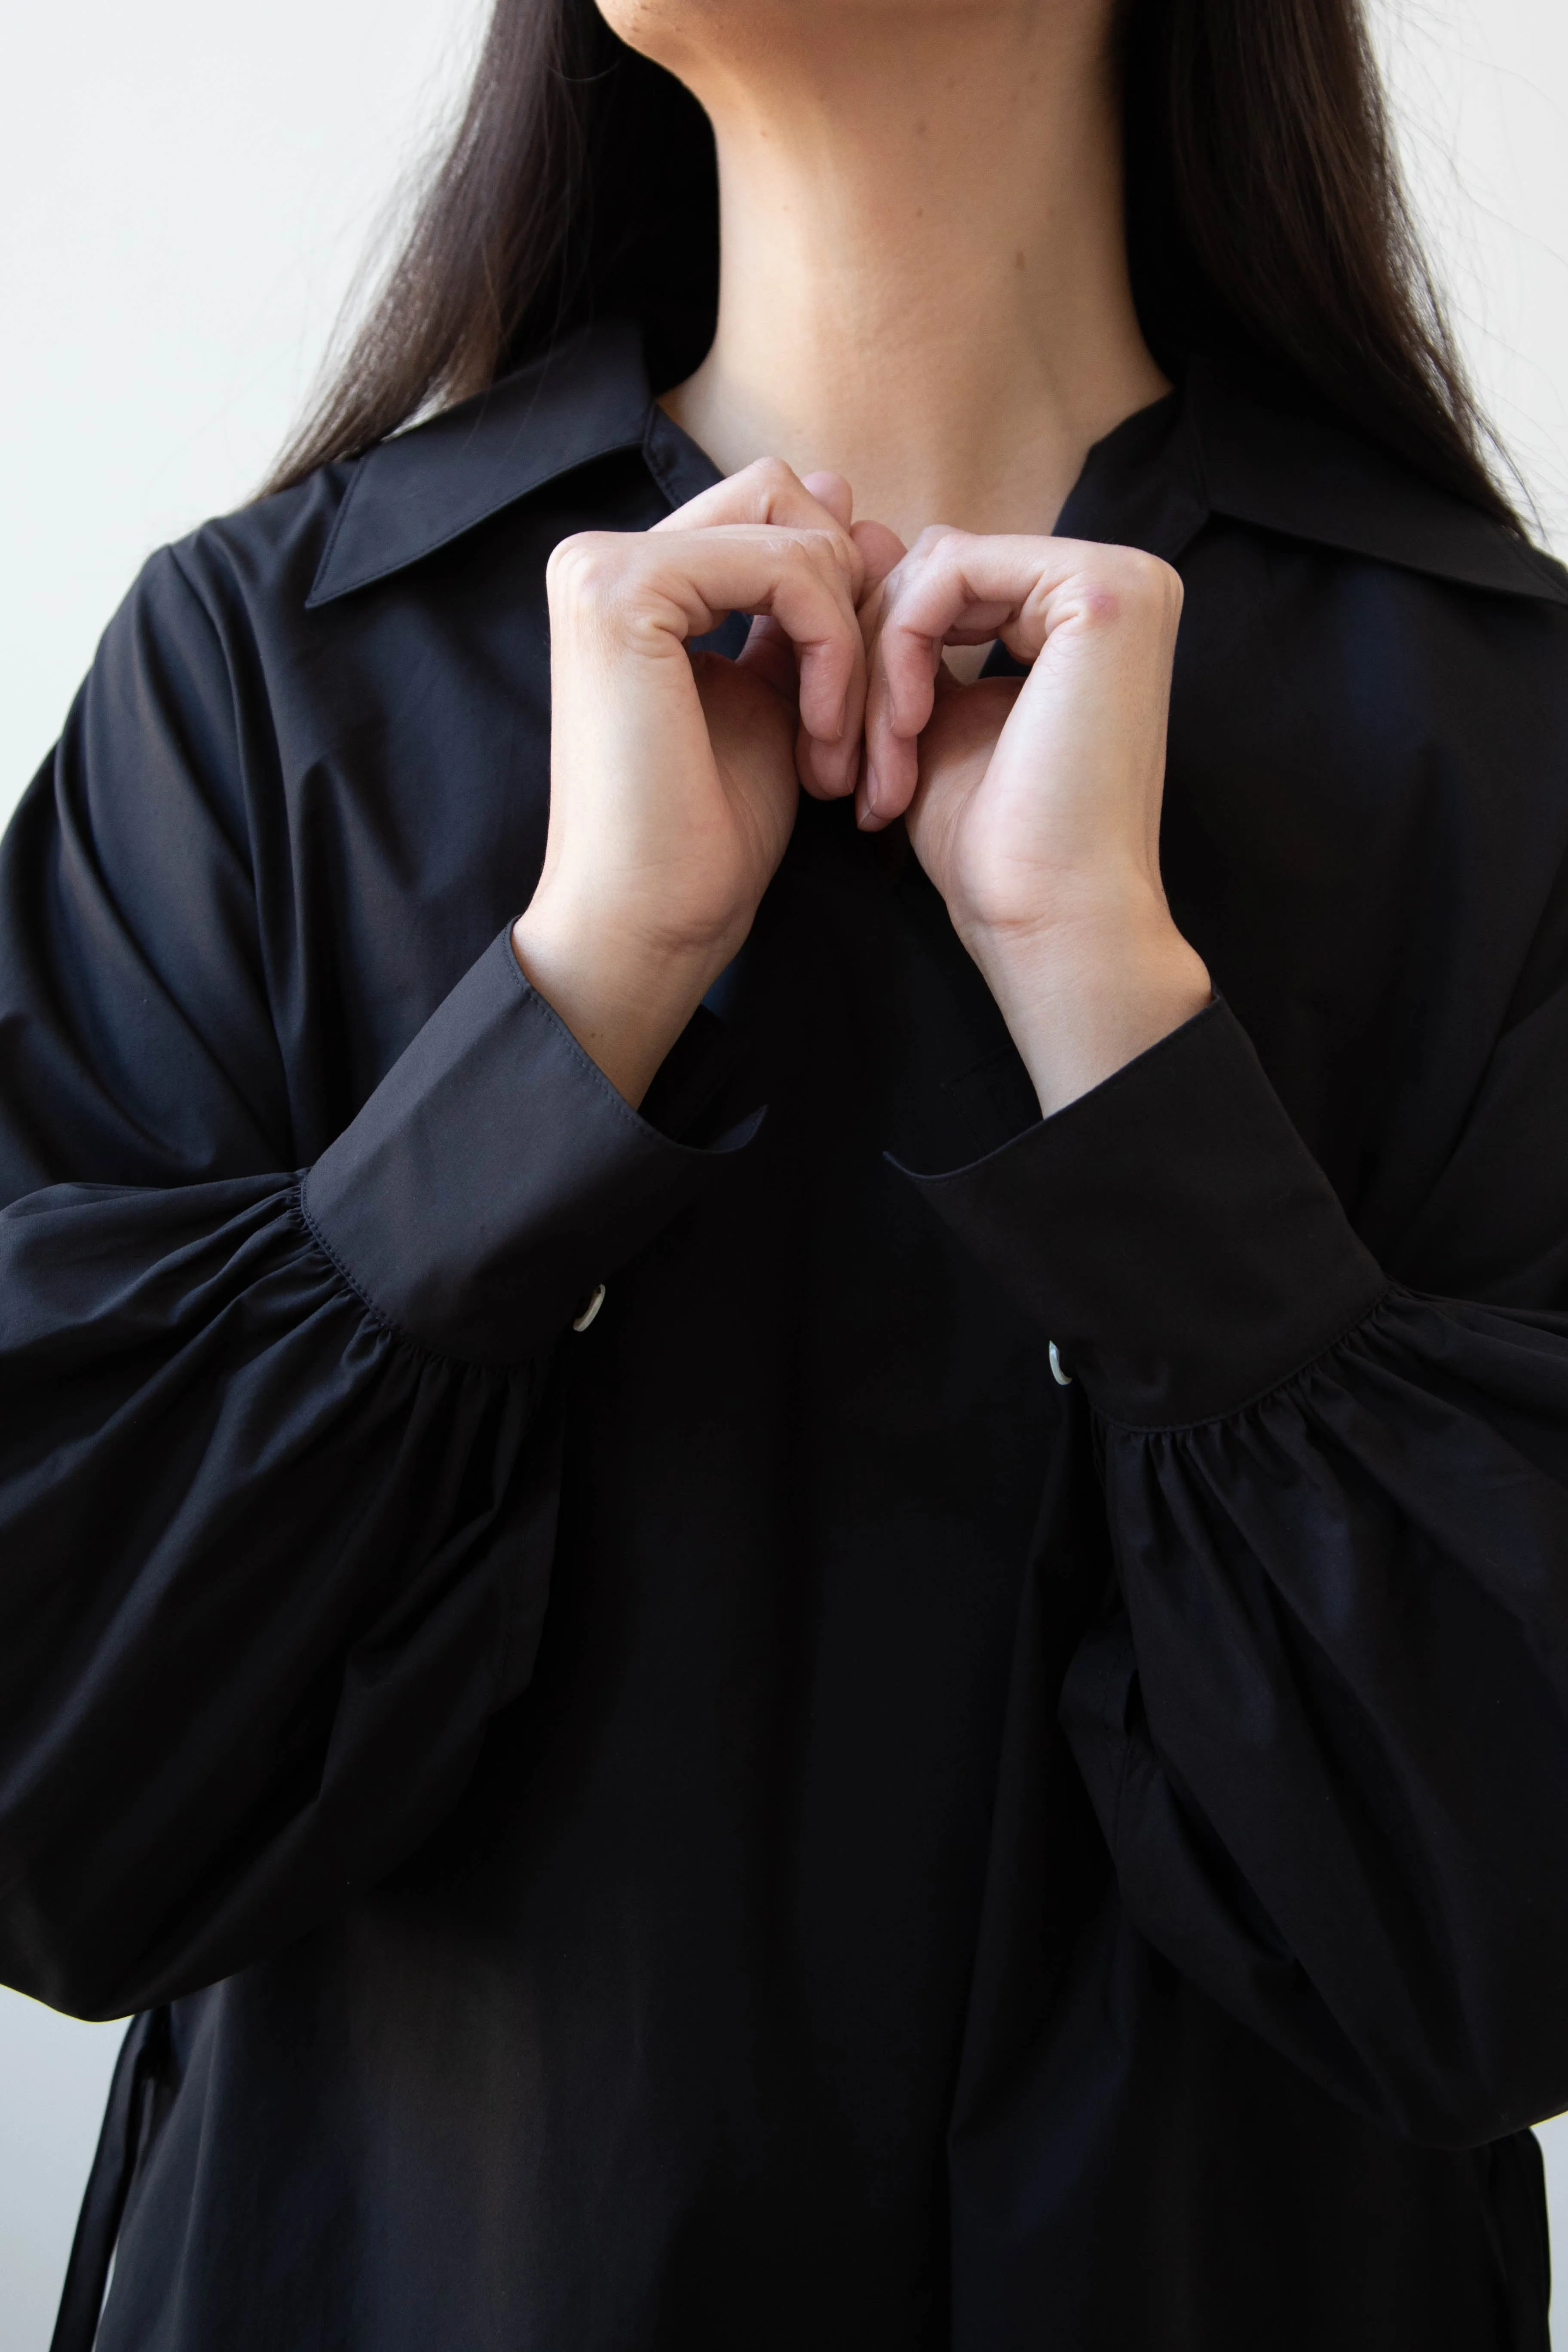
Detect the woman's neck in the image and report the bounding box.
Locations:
[658,3,1167,549]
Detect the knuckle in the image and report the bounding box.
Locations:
[796,524,846,569]
[1072,548,1182,633]
[787,529,856,604]
[920,525,968,566]
[745,454,801,504]
[546,531,623,605]
[1117,546,1182,607]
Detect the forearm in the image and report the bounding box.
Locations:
[511,903,729,1109]
[962,885,1213,1119]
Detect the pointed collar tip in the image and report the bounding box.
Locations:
[1187,361,1568,608]
[305,318,653,609]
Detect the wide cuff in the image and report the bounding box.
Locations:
[302,930,760,1364]
[897,999,1387,1428]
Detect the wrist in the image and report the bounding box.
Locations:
[963,893,1213,1120]
[511,897,730,1108]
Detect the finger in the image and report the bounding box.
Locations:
[848,528,910,818]
[689,529,865,796]
[652,456,866,601]
[878,531,1170,679]
[860,556,947,827]
[741,612,862,803]
[851,518,906,600]
[875,533,1031,716]
[734,612,799,704]
[860,531,1181,827]
[562,524,866,797]
[861,529,1057,825]
[796,710,861,804]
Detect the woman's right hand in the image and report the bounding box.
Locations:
[513,461,875,1106]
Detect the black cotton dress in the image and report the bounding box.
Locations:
[7,319,1568,2352]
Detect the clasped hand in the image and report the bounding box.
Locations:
[514,459,1212,1114]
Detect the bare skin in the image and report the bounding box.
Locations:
[650,0,1170,555]
[516,460,883,1105]
[514,0,1211,1120]
[860,525,1210,1112]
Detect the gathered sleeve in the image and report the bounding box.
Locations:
[0,549,752,2021]
[909,981,1568,2150]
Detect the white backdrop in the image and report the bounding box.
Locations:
[1,2,1566,2345]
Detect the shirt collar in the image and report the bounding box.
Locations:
[306,318,655,608]
[306,315,1568,610]
[1185,360,1568,605]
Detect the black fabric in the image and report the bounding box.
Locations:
[302,929,762,1363]
[5,318,1568,2351]
[48,2009,168,2352]
[900,997,1391,1425]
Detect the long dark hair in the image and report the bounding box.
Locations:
[266,0,1519,528]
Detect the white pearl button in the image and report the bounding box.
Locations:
[572,1282,607,1333]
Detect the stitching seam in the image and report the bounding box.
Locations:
[1095,1283,1396,1437]
[291,1180,533,1379]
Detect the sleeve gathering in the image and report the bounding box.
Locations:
[907,995,1568,2147]
[0,548,753,2021]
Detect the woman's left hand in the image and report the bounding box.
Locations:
[859,529,1213,1116]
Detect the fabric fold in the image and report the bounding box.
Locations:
[1060,1287,1568,2145]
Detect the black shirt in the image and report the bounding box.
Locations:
[8,318,1568,2352]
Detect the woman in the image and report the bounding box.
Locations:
[8,0,1568,2344]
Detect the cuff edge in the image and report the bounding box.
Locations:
[505,949,766,1167]
[888,997,1228,1189]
